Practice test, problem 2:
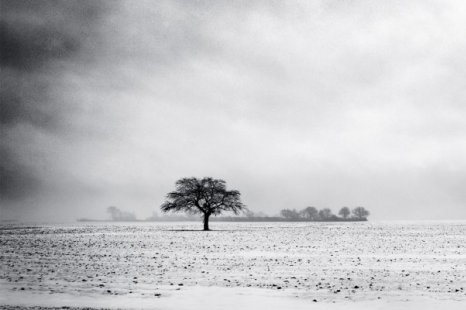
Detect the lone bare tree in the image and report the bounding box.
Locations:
[352,206,370,220]
[338,206,351,219]
[161,177,245,230]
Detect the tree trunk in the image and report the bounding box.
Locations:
[203,213,210,231]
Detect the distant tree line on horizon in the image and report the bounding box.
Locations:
[84,205,369,223]
[277,206,369,221]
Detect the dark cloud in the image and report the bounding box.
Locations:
[0,19,77,71]
[0,0,110,201]
[0,146,39,200]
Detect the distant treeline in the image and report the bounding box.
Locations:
[277,206,369,221]
[77,206,370,222]
[214,206,369,222]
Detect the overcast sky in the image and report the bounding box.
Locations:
[1,0,465,221]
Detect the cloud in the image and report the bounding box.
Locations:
[0,0,109,201]
[1,0,465,221]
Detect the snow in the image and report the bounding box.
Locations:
[1,221,465,309]
[1,285,464,310]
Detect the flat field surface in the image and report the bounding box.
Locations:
[1,221,465,309]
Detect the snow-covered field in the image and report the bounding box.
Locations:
[1,221,465,309]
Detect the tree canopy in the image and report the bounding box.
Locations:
[161,177,245,230]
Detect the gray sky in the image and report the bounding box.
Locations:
[1,0,466,221]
